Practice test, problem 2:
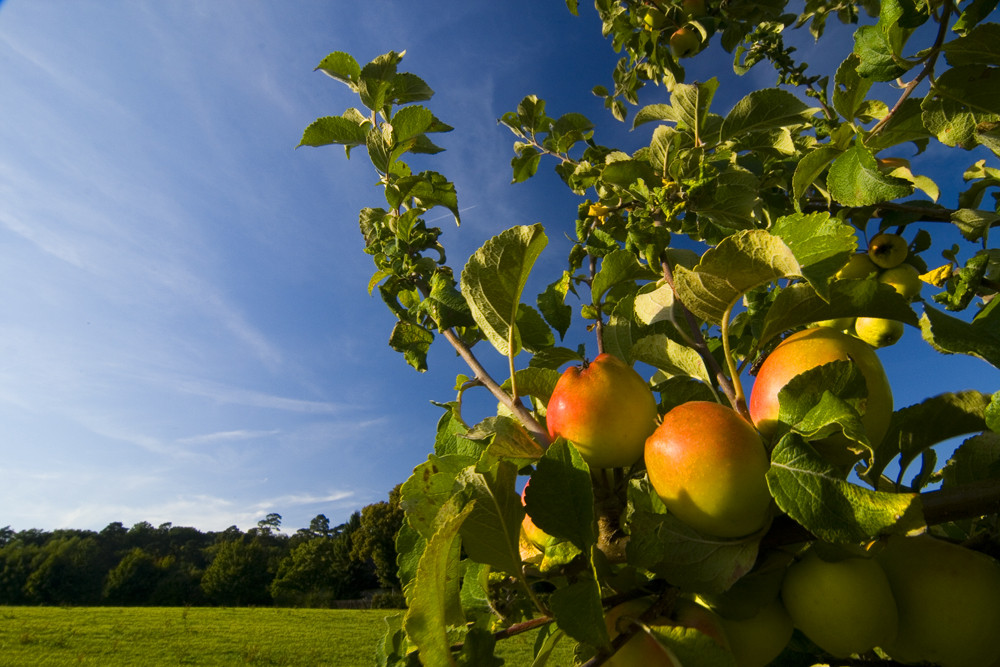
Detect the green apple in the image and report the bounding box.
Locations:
[719,599,794,667]
[605,597,729,667]
[835,252,878,280]
[854,316,904,348]
[780,549,898,658]
[878,263,922,300]
[546,353,658,469]
[643,8,669,30]
[669,27,701,58]
[867,232,908,269]
[878,534,1000,667]
[748,327,893,463]
[644,401,771,538]
[812,316,854,332]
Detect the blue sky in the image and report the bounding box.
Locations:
[0,2,996,533]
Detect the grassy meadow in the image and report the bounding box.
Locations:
[0,606,577,665]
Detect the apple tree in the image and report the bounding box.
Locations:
[300,1,1000,665]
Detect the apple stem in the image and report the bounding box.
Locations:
[720,302,750,418]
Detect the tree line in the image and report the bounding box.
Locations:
[0,487,404,608]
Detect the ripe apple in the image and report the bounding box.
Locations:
[854,316,904,348]
[669,27,701,58]
[748,327,893,463]
[867,232,908,269]
[644,401,771,538]
[718,599,794,667]
[605,597,729,667]
[546,353,658,469]
[878,263,922,300]
[878,534,1000,667]
[780,549,898,658]
[835,252,878,280]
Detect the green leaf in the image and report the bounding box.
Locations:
[673,230,801,325]
[418,272,474,331]
[432,404,481,459]
[758,280,918,347]
[792,146,841,205]
[549,578,610,650]
[389,321,434,372]
[720,88,818,142]
[297,115,369,151]
[400,454,476,540]
[687,165,759,230]
[853,0,915,82]
[922,65,1000,149]
[501,368,561,406]
[988,390,1000,433]
[403,497,474,667]
[461,224,548,357]
[770,212,857,300]
[864,391,992,486]
[456,460,525,575]
[827,142,913,206]
[632,334,711,384]
[525,440,595,552]
[626,479,760,594]
[592,249,657,303]
[920,303,1000,368]
[600,158,657,190]
[941,432,1000,488]
[672,79,720,143]
[833,54,873,121]
[866,97,932,152]
[358,51,404,111]
[943,22,1000,67]
[766,434,925,543]
[463,415,545,464]
[390,72,435,106]
[315,51,361,88]
[538,272,573,340]
[633,103,681,129]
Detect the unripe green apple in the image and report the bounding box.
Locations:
[644,401,771,538]
[812,316,854,332]
[835,252,878,280]
[748,327,893,463]
[867,232,908,269]
[718,599,794,667]
[878,534,1000,667]
[878,263,922,300]
[605,597,729,667]
[546,353,658,469]
[669,27,701,58]
[780,549,898,658]
[643,8,669,30]
[854,316,904,348]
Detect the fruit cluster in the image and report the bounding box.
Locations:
[527,276,999,664]
[819,232,923,348]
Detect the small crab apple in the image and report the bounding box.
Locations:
[835,252,878,280]
[644,401,771,538]
[867,232,908,269]
[879,263,922,300]
[749,327,893,463]
[546,353,658,469]
[854,316,904,348]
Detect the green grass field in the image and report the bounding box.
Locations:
[0,606,577,666]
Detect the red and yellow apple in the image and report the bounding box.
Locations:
[546,353,658,469]
[878,534,1000,667]
[644,401,771,538]
[748,327,893,463]
[780,549,898,658]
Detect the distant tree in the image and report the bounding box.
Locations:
[0,541,40,604]
[103,547,160,605]
[201,538,275,606]
[351,485,404,590]
[24,536,104,604]
[0,526,14,547]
